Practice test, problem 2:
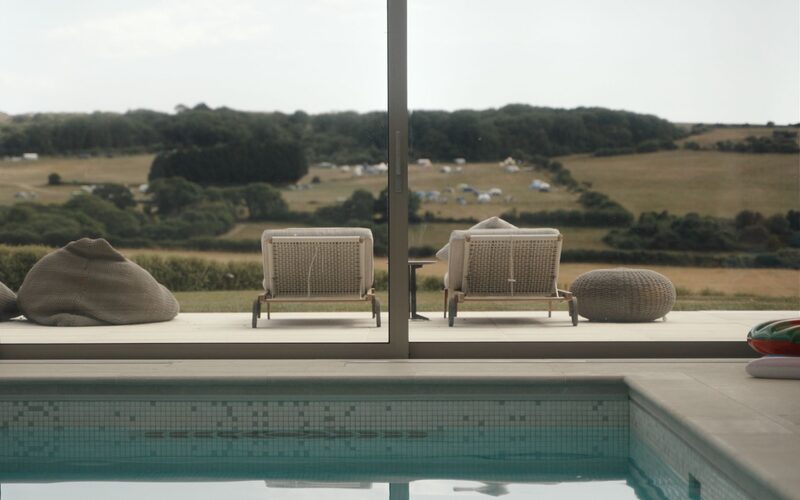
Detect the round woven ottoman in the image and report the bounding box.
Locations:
[570,268,676,322]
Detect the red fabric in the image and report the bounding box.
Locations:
[748,339,800,356]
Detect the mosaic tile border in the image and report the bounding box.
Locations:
[630,402,751,500]
[1,399,629,463]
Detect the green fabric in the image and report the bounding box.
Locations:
[17,238,179,326]
[748,318,800,343]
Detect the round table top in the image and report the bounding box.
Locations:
[408,259,437,266]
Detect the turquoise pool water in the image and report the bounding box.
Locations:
[0,386,752,499]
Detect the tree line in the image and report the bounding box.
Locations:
[1,103,683,165]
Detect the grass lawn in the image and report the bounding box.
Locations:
[562,150,798,217]
[175,289,799,313]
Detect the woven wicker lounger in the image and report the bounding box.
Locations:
[442,228,577,327]
[253,228,380,328]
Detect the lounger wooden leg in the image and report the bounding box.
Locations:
[447,296,458,327]
[443,289,448,318]
[569,297,578,326]
[373,297,381,327]
[266,302,270,320]
[548,301,552,318]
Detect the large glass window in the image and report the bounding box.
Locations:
[407,0,799,344]
[0,0,403,352]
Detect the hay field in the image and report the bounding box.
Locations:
[0,154,153,205]
[563,150,798,217]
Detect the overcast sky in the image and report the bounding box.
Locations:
[1,0,798,124]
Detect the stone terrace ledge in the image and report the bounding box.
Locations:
[0,310,791,344]
[0,310,792,358]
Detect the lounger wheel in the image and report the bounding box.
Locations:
[251,299,261,329]
[569,297,578,326]
[447,296,458,327]
[372,297,381,327]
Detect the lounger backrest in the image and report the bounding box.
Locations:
[448,228,561,295]
[261,228,374,298]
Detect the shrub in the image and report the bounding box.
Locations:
[64,195,143,238]
[92,183,136,209]
[147,177,204,215]
[239,183,289,221]
[47,173,61,185]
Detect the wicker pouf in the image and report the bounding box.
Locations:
[570,268,676,322]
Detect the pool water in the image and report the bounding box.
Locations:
[0,389,751,499]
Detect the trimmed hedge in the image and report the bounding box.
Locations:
[0,246,49,290]
[501,209,633,227]
[132,255,263,292]
[561,248,800,269]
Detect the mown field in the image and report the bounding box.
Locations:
[0,154,153,205]
[286,162,579,218]
[563,150,798,217]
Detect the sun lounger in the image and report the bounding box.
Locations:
[442,228,577,326]
[253,228,380,328]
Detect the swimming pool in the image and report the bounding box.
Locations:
[0,380,757,499]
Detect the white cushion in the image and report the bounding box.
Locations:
[446,228,561,291]
[260,227,374,294]
[436,216,517,261]
[746,356,800,379]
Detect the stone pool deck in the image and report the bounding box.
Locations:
[0,359,798,499]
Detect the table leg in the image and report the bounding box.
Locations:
[409,264,429,320]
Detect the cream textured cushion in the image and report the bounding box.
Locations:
[17,239,179,326]
[260,227,374,295]
[0,281,19,321]
[446,228,560,291]
[436,216,517,261]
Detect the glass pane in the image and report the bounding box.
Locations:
[408,0,799,341]
[0,1,389,343]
